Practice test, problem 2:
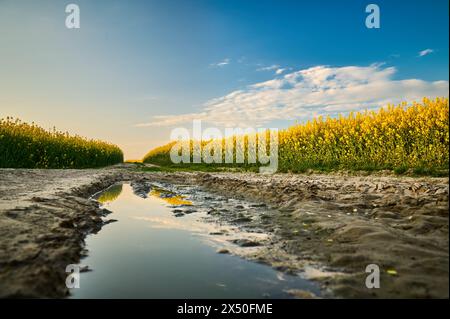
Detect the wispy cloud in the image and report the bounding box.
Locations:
[136,64,449,128]
[210,58,230,67]
[256,64,279,72]
[257,64,288,75]
[418,48,434,57]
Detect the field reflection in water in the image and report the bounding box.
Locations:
[70,183,319,299]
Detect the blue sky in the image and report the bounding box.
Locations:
[0,0,448,158]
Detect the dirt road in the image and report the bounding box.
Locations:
[0,166,448,298]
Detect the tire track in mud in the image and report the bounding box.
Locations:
[0,167,448,298]
[137,172,449,298]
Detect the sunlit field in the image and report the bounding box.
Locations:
[1,0,448,303]
[0,117,123,168]
[143,98,449,175]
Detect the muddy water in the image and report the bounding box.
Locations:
[70,183,319,299]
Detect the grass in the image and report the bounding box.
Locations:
[133,161,450,178]
[136,163,448,177]
[138,163,259,173]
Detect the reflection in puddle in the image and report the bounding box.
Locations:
[96,184,123,204]
[149,188,192,206]
[72,183,320,299]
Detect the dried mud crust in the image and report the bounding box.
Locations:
[140,172,449,298]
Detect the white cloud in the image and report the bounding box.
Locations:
[257,64,279,72]
[210,58,230,67]
[136,64,449,128]
[257,65,289,75]
[418,49,434,57]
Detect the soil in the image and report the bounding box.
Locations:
[0,165,448,298]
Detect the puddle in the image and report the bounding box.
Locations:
[70,183,320,299]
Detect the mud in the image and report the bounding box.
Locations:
[0,166,448,298]
[0,167,128,297]
[138,171,449,298]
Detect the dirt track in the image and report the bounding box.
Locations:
[0,165,448,298]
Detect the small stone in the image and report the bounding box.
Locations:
[232,217,252,223]
[230,239,261,247]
